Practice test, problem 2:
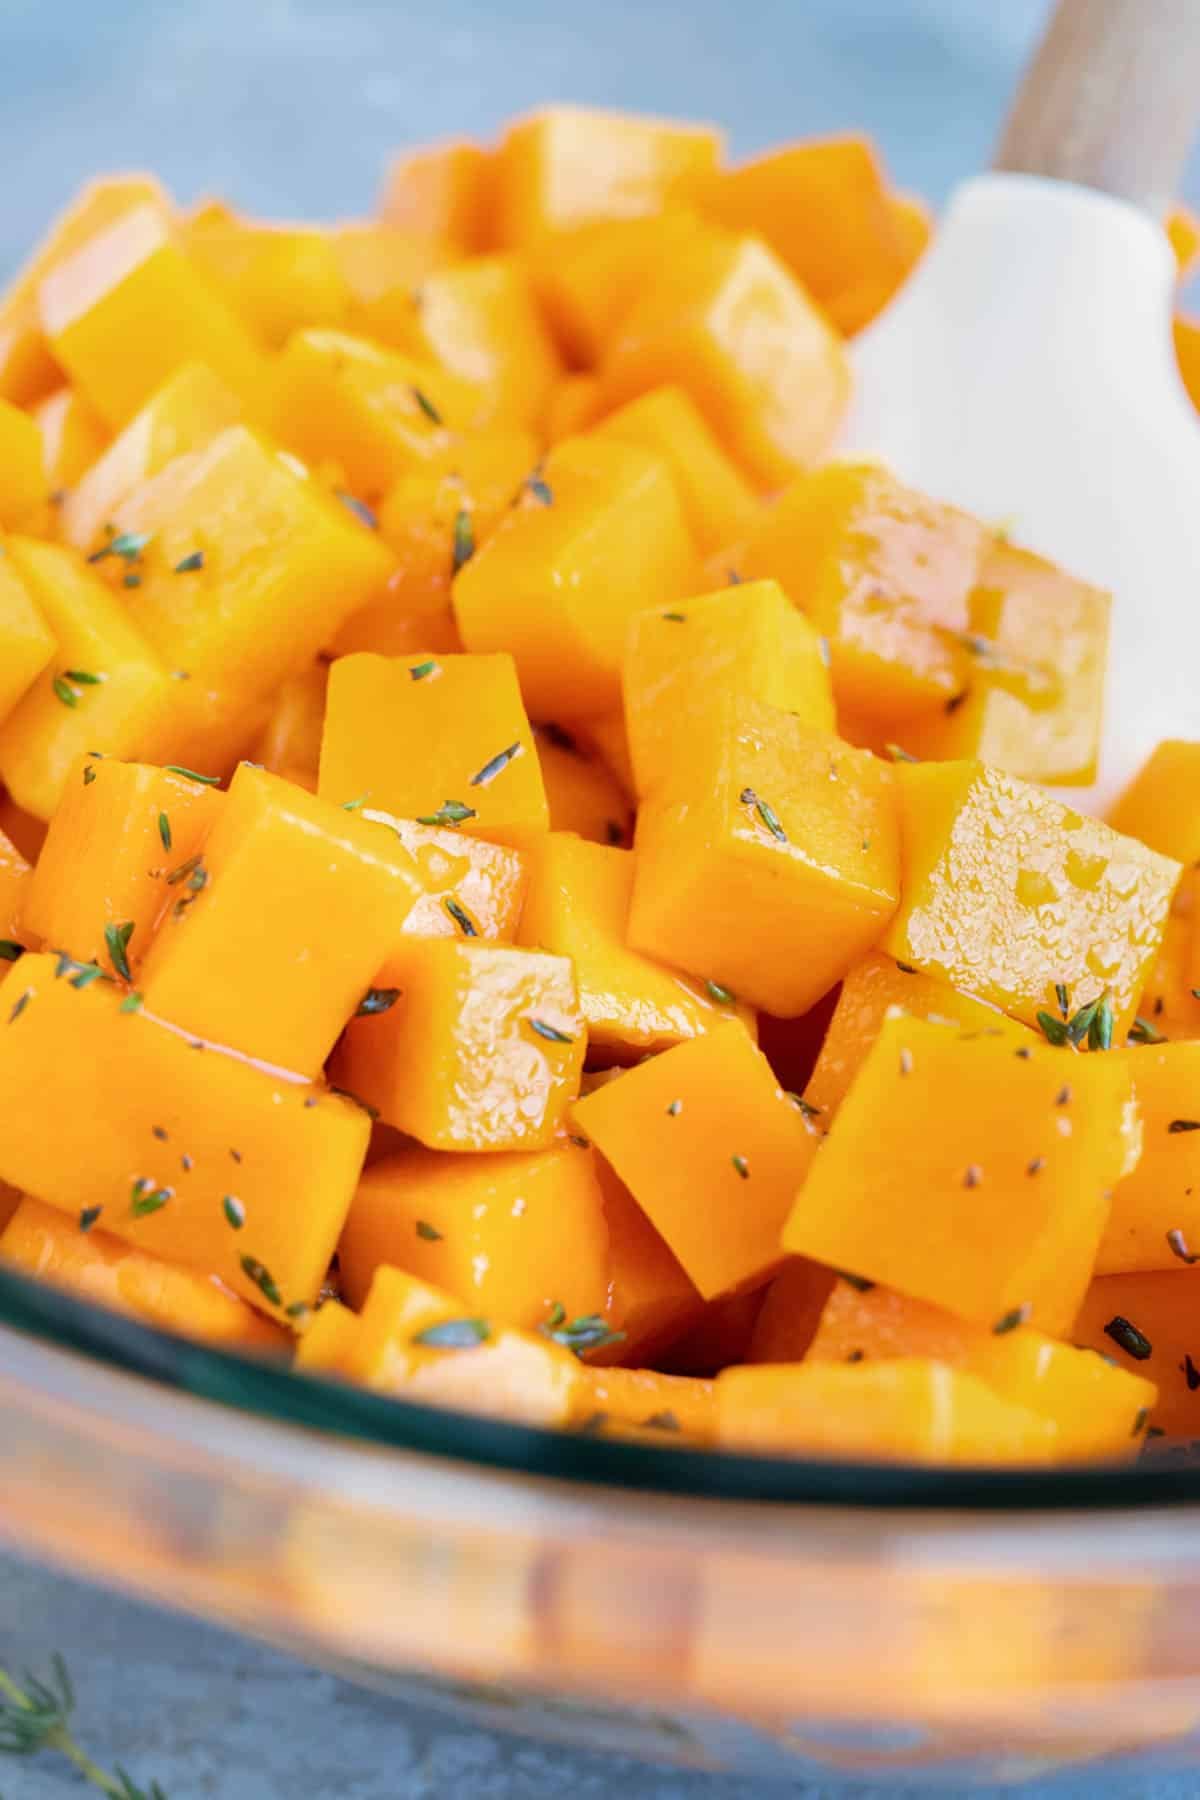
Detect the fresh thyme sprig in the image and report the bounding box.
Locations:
[0,1657,168,1796]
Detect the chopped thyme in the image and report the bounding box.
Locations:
[1104,1315,1153,1360]
[336,490,378,530]
[443,896,477,937]
[409,659,439,681]
[527,1017,574,1044]
[705,980,734,1005]
[164,765,220,786]
[174,550,205,572]
[992,1303,1030,1334]
[223,1195,245,1230]
[416,799,476,827]
[240,1255,283,1307]
[524,468,553,506]
[0,941,23,962]
[739,786,787,842]
[731,1153,749,1179]
[413,1317,490,1349]
[104,920,134,981]
[79,1206,102,1233]
[356,987,401,1017]
[158,811,172,852]
[469,742,523,787]
[538,1306,625,1357]
[411,385,443,425]
[1168,1228,1200,1265]
[451,507,474,573]
[416,1219,443,1241]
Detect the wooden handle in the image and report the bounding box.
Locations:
[994,0,1200,214]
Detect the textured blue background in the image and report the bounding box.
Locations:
[2,1,1200,1793]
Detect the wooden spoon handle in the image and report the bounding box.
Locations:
[994,0,1200,214]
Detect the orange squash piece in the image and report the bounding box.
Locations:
[518,833,753,1059]
[629,696,900,1016]
[571,1023,819,1300]
[0,545,56,722]
[0,828,32,945]
[183,218,350,348]
[23,756,222,970]
[1,1195,287,1351]
[823,192,932,338]
[884,759,1180,1037]
[1136,883,1200,1041]
[379,139,495,251]
[545,373,606,441]
[292,1297,362,1377]
[319,650,547,849]
[592,385,759,552]
[1177,316,1200,413]
[0,537,173,820]
[745,1257,838,1363]
[1169,206,1200,279]
[659,1288,766,1376]
[330,938,584,1151]
[0,952,370,1318]
[140,763,423,1077]
[339,1142,609,1330]
[1108,741,1200,864]
[595,1158,703,1365]
[0,795,46,865]
[715,1359,1055,1464]
[453,435,698,721]
[251,662,327,783]
[31,385,109,492]
[1074,1271,1200,1438]
[602,225,850,490]
[967,1328,1156,1464]
[529,213,707,370]
[623,578,835,798]
[0,397,48,527]
[534,729,633,847]
[331,223,456,346]
[1097,1044,1200,1274]
[574,1365,715,1442]
[351,811,527,943]
[804,950,1031,1120]
[38,204,265,428]
[495,107,722,248]
[782,1015,1138,1336]
[574,711,636,798]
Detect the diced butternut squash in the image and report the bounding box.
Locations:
[545,373,605,440]
[574,710,636,797]
[782,1015,1138,1336]
[0,952,370,1317]
[495,107,722,247]
[659,1288,767,1376]
[331,223,456,346]
[595,1158,703,1364]
[602,226,850,490]
[967,1329,1156,1464]
[534,729,633,847]
[822,192,931,338]
[380,140,495,251]
[571,1023,819,1300]
[0,548,56,721]
[0,828,32,944]
[1177,316,1200,413]
[629,697,900,1016]
[0,398,48,526]
[745,1257,838,1363]
[0,794,46,865]
[293,1297,362,1377]
[592,386,759,552]
[0,538,173,820]
[740,461,988,721]
[518,833,753,1058]
[394,255,563,431]
[883,759,1180,1036]
[623,578,835,798]
[1098,1044,1200,1273]
[1,1195,287,1351]
[38,205,265,428]
[319,650,547,849]
[352,810,527,942]
[898,540,1110,786]
[251,662,327,783]
[804,951,1030,1120]
[453,435,698,721]
[1073,1271,1200,1438]
[574,1364,715,1442]
[715,1359,1056,1464]
[23,756,222,970]
[331,938,584,1150]
[31,386,109,492]
[183,219,350,348]
[1109,741,1200,864]
[268,328,481,499]
[529,212,706,368]
[1169,205,1200,278]
[140,763,423,1077]
[104,425,396,703]
[59,362,243,554]
[1136,882,1200,1040]
[339,1142,609,1329]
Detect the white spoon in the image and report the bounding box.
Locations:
[839,0,1200,809]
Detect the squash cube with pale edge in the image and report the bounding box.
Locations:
[623,578,835,797]
[1097,1043,1200,1274]
[268,328,482,499]
[628,697,900,1016]
[1074,1272,1200,1438]
[0,828,31,941]
[570,1023,819,1300]
[338,1142,610,1330]
[23,756,222,971]
[574,1366,716,1443]
[293,1297,362,1378]
[592,385,760,553]
[1,1196,286,1351]
[740,460,987,721]
[396,255,564,431]
[343,812,527,943]
[452,436,698,722]
[140,764,423,1078]
[329,938,584,1151]
[32,386,110,491]
[804,950,1032,1119]
[1108,741,1200,864]
[517,833,754,1057]
[601,226,850,490]
[0,538,172,821]
[782,1015,1138,1335]
[37,204,264,428]
[883,759,1180,1035]
[380,139,494,249]
[0,397,49,526]
[105,425,396,702]
[0,549,55,718]
[318,650,547,849]
[715,1360,1056,1463]
[0,954,370,1318]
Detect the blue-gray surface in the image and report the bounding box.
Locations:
[2,1,1200,1794]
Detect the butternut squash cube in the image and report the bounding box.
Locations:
[183,219,350,348]
[23,756,222,970]
[140,764,423,1077]
[595,1159,703,1364]
[251,662,327,783]
[823,191,931,338]
[0,397,49,526]
[782,1015,1138,1335]
[105,425,396,702]
[715,1359,1055,1463]
[1,1195,287,1351]
[623,578,835,798]
[602,227,850,490]
[534,729,633,847]
[0,549,56,721]
[1109,740,1200,864]
[380,139,495,251]
[574,1364,716,1442]
[293,1296,362,1377]
[1073,1271,1200,1438]
[518,834,753,1058]
[0,828,31,944]
[331,223,456,346]
[330,938,584,1150]
[545,373,605,440]
[38,204,264,428]
[358,812,527,943]
[319,650,547,849]
[0,538,173,820]
[395,254,563,431]
[745,1257,839,1364]
[1137,881,1200,1040]
[741,460,988,721]
[0,953,370,1317]
[339,1142,610,1330]
[1097,1044,1200,1273]
[31,385,109,491]
[628,697,900,1016]
[529,213,706,368]
[574,710,636,796]
[496,106,722,248]
[571,1023,818,1300]
[967,1329,1156,1464]
[883,759,1180,1036]
[592,385,759,552]
[452,436,698,721]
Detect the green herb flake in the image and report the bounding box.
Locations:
[412,1316,490,1349]
[119,990,144,1014]
[240,1254,283,1307]
[731,1153,750,1179]
[666,1098,682,1117]
[64,668,103,686]
[123,572,141,588]
[416,1219,443,1242]
[992,1303,1031,1335]
[469,741,523,787]
[1055,982,1071,1019]
[528,1017,574,1044]
[104,919,134,981]
[0,940,23,962]
[341,793,368,811]
[356,986,400,1017]
[443,895,478,937]
[52,675,79,709]
[82,764,96,785]
[78,1205,103,1234]
[164,765,220,786]
[705,980,734,1005]
[539,1307,625,1357]
[1104,1314,1153,1360]
[411,385,443,426]
[1089,992,1114,1052]
[884,743,919,763]
[837,1271,875,1293]
[1132,1406,1150,1437]
[1169,1119,1200,1134]
[174,549,205,572]
[1027,1156,1045,1176]
[223,1195,245,1230]
[335,489,379,530]
[416,798,477,828]
[88,529,151,564]
[1168,1228,1200,1264]
[1035,1009,1070,1046]
[8,989,31,1024]
[739,785,787,843]
[409,659,440,681]
[68,961,107,991]
[525,469,553,506]
[451,507,475,574]
[661,610,687,622]
[130,1181,172,1218]
[1129,1015,1167,1045]
[642,1410,681,1433]
[158,811,172,852]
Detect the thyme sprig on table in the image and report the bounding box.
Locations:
[0,1656,168,1796]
